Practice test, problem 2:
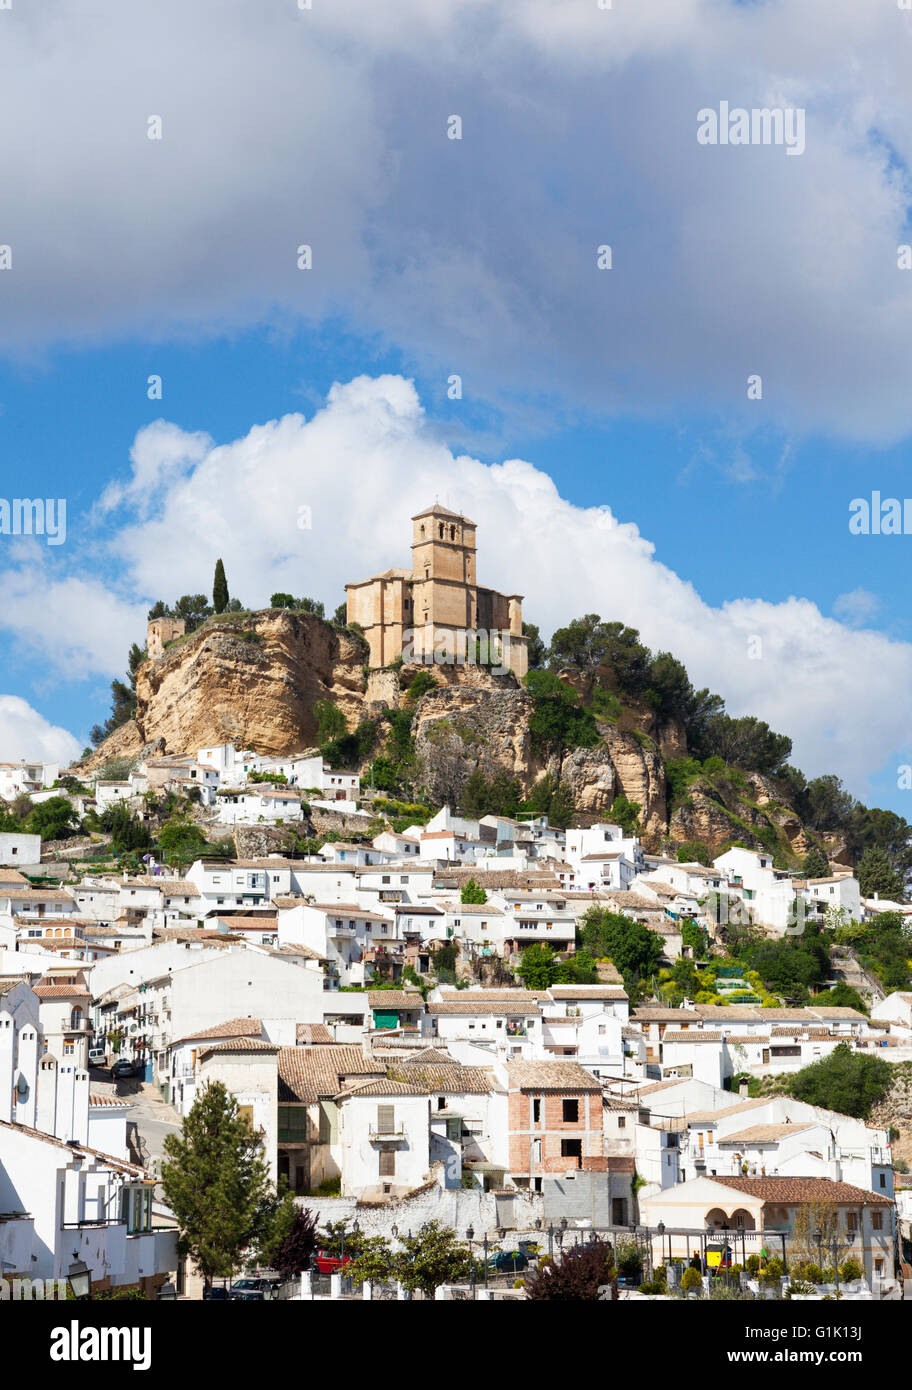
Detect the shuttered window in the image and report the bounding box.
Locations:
[377,1105,395,1134]
[379,1149,395,1177]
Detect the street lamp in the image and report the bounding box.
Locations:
[657,1220,666,1268]
[68,1255,91,1300]
[814,1225,824,1277]
[482,1233,489,1291]
[466,1227,476,1298]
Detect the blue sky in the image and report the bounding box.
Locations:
[2,0,912,820]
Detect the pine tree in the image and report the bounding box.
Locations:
[857,845,903,901]
[800,846,829,880]
[160,1081,277,1291]
[213,558,229,614]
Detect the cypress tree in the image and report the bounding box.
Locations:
[213,558,229,614]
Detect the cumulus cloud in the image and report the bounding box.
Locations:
[94,375,912,796]
[1,2,912,439]
[0,556,146,679]
[833,588,881,627]
[0,695,81,767]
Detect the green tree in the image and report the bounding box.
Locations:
[522,669,599,757]
[578,908,663,985]
[332,602,348,625]
[787,1042,893,1119]
[347,1235,396,1290]
[609,795,641,836]
[800,846,830,880]
[515,943,560,989]
[99,804,152,853]
[522,622,547,670]
[313,699,348,745]
[161,1082,279,1293]
[28,796,79,842]
[158,819,207,868]
[271,592,296,609]
[461,878,487,904]
[856,845,903,902]
[392,1221,475,1298]
[212,558,229,614]
[676,840,710,866]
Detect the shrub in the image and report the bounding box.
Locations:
[681,1267,702,1293]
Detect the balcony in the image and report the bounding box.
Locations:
[368,1126,407,1143]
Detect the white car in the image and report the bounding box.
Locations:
[88,1047,106,1067]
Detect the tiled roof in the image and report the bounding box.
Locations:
[277,1044,384,1103]
[717,1123,817,1145]
[2,887,76,901]
[367,991,425,1010]
[507,1060,602,1091]
[127,877,200,895]
[427,999,541,1016]
[33,983,91,999]
[174,1016,263,1045]
[386,1060,496,1095]
[89,1093,130,1109]
[199,1038,280,1056]
[296,1023,334,1044]
[684,1098,770,1124]
[663,1031,724,1043]
[711,1176,892,1206]
[0,869,29,884]
[547,985,628,1000]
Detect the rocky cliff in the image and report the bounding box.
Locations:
[78,610,369,770]
[79,612,818,859]
[409,683,669,843]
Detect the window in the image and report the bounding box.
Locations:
[379,1149,395,1178]
[560,1138,582,1162]
[377,1105,395,1134]
[238,1105,254,1129]
[437,1096,446,1110]
[532,1098,541,1124]
[872,1211,883,1231]
[879,1172,886,1188]
[617,1116,626,1129]
[562,1098,579,1123]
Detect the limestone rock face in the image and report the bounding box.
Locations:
[84,611,369,766]
[412,686,536,806]
[411,686,668,843]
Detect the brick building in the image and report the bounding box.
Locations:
[507,1059,604,1191]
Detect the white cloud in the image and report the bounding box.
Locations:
[0,556,146,679]
[0,694,81,766]
[1,2,912,438]
[99,375,912,797]
[833,588,881,627]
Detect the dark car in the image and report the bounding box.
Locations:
[228,1277,280,1301]
[111,1059,136,1078]
[203,1284,230,1301]
[487,1250,528,1273]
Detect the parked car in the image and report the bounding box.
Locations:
[203,1284,230,1301]
[487,1250,528,1273]
[228,1277,281,1301]
[111,1058,136,1079]
[313,1251,353,1274]
[87,1047,107,1067]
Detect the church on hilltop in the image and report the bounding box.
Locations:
[345,503,529,678]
